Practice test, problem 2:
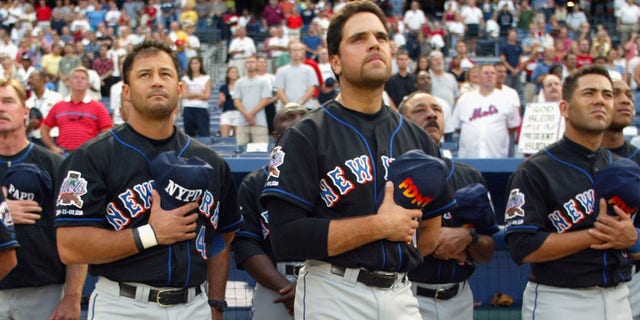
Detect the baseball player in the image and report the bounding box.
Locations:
[54,41,243,320]
[261,2,456,319]
[601,78,640,320]
[0,78,87,320]
[399,92,497,320]
[0,192,16,280]
[505,65,637,320]
[232,103,308,320]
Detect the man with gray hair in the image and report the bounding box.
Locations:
[429,50,459,110]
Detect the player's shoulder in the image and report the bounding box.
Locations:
[30,143,64,167]
[240,166,268,189]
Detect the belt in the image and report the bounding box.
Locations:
[285,264,303,276]
[330,265,401,289]
[119,283,202,307]
[416,283,460,301]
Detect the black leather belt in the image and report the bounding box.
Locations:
[416,283,460,301]
[330,265,400,288]
[119,283,202,306]
[285,264,303,276]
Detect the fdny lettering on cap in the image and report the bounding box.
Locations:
[398,177,433,208]
[607,196,637,216]
[164,179,202,202]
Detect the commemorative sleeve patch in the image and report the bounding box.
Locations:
[57,171,88,209]
[268,146,285,179]
[505,188,525,225]
[0,201,14,230]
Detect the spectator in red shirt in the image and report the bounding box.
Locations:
[40,67,112,154]
[35,0,53,30]
[575,38,594,68]
[286,6,303,40]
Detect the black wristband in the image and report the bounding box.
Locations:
[132,228,144,252]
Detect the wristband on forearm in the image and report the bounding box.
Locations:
[132,224,158,251]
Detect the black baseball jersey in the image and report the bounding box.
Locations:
[0,143,64,289]
[608,141,640,270]
[54,124,243,288]
[261,101,456,273]
[409,158,492,284]
[505,137,631,288]
[232,165,278,268]
[0,192,17,253]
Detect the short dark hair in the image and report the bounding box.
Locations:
[326,1,389,57]
[122,41,179,85]
[562,65,612,102]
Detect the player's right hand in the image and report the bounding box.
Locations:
[275,281,296,314]
[2,187,42,224]
[376,181,422,243]
[148,190,199,245]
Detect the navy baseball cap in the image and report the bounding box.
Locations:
[450,183,499,235]
[149,151,213,210]
[384,150,448,210]
[594,158,640,216]
[2,163,53,205]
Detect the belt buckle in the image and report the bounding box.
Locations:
[434,288,446,302]
[293,264,303,276]
[155,289,176,307]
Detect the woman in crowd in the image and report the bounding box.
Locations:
[181,56,212,137]
[219,66,240,137]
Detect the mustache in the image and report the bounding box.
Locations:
[425,119,439,129]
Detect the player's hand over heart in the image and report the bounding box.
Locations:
[589,198,638,250]
[433,227,471,262]
[148,190,199,245]
[2,186,42,224]
[376,181,422,243]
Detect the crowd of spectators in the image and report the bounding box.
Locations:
[1,0,640,156]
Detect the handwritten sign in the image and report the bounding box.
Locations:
[518,102,564,154]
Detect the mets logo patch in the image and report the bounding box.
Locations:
[57,171,88,208]
[505,189,525,219]
[268,146,285,178]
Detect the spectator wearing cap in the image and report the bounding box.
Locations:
[26,70,63,146]
[317,77,338,105]
[17,52,35,87]
[40,67,112,155]
[0,77,86,320]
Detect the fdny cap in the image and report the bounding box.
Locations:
[149,151,213,210]
[384,149,448,210]
[594,158,640,216]
[450,183,499,235]
[3,163,53,205]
